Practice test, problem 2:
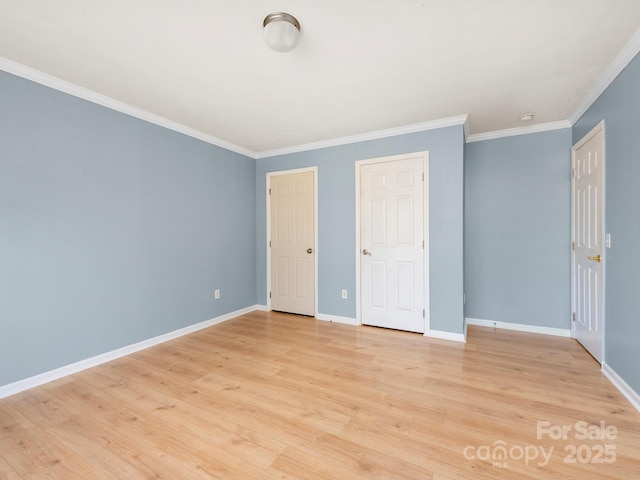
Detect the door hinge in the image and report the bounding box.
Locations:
[422,309,425,318]
[269,240,271,247]
[572,242,575,251]
[572,168,576,178]
[269,292,272,299]
[422,240,425,249]
[268,188,271,195]
[572,312,576,322]
[422,172,424,181]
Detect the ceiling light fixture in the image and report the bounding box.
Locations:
[519,113,534,122]
[263,12,300,52]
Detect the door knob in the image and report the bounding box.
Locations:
[587,254,602,262]
[362,249,371,256]
[307,248,313,254]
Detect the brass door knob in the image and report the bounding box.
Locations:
[362,249,371,256]
[307,248,313,254]
[587,254,602,262]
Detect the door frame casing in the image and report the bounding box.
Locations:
[355,151,430,331]
[571,120,606,363]
[266,167,319,316]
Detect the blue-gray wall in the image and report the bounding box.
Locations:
[0,71,256,387]
[573,52,640,395]
[256,126,465,334]
[5,48,638,400]
[464,129,573,329]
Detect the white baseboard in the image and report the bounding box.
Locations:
[602,363,640,413]
[466,317,571,337]
[424,329,466,343]
[316,313,360,326]
[255,304,269,312]
[318,315,466,342]
[0,305,259,400]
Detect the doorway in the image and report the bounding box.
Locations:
[356,152,429,333]
[571,121,605,363]
[267,168,317,316]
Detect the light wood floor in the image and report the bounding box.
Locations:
[1,311,639,479]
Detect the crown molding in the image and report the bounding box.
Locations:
[255,115,469,159]
[569,28,640,125]
[11,24,640,159]
[0,57,257,159]
[466,120,571,143]
[462,115,470,140]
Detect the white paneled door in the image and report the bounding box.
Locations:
[572,123,604,363]
[270,170,315,316]
[360,155,426,333]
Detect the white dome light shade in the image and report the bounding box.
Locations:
[263,12,300,52]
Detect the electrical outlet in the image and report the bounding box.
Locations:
[341,289,347,299]
[214,289,220,299]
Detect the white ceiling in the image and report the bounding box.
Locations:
[1,0,640,156]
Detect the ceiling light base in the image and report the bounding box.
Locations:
[263,12,300,53]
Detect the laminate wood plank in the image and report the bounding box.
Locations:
[269,435,434,480]
[194,345,441,431]
[0,403,105,479]
[0,454,23,480]
[0,312,639,479]
[271,363,443,427]
[342,416,538,480]
[7,389,219,480]
[195,371,353,437]
[76,369,287,474]
[193,359,441,443]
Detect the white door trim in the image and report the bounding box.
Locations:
[266,167,319,317]
[355,151,430,330]
[571,120,606,363]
